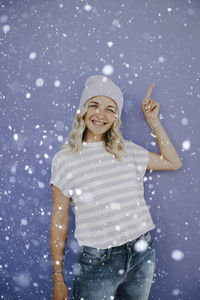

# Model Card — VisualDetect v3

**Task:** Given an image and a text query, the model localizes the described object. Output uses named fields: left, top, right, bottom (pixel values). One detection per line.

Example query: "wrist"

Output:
left=53, top=270, right=63, bottom=274
left=53, top=271, right=63, bottom=278
left=151, top=119, right=161, bottom=130
left=53, top=271, right=63, bottom=276
left=53, top=272, right=64, bottom=283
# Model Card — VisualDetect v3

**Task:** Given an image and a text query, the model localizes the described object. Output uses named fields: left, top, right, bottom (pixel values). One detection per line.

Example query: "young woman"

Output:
left=50, top=75, right=182, bottom=300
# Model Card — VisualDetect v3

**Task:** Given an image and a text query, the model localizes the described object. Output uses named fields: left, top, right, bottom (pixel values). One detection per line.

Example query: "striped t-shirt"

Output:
left=49, top=139, right=155, bottom=249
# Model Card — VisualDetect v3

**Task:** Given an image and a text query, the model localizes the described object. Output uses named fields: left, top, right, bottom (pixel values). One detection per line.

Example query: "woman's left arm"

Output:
left=142, top=83, right=182, bottom=171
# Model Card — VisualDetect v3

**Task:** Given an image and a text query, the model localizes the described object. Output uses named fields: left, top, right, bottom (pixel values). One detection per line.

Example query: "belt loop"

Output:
left=79, top=245, right=84, bottom=254
left=106, top=247, right=112, bottom=259
left=126, top=240, right=133, bottom=251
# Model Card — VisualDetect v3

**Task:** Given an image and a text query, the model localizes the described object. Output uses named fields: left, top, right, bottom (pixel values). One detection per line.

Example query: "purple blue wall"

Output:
left=0, top=0, right=200, bottom=299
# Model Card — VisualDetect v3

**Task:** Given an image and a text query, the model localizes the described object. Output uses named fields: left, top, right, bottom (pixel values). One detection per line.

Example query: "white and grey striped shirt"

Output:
left=49, top=139, right=155, bottom=249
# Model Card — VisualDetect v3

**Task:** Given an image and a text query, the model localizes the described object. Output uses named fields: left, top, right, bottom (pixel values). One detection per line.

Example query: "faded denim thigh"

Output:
left=72, top=232, right=156, bottom=300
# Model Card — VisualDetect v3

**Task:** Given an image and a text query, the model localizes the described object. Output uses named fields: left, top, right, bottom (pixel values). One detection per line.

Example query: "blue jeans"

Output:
left=73, top=231, right=156, bottom=300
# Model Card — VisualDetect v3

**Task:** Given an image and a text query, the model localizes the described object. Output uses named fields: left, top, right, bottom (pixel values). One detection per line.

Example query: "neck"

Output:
left=84, top=135, right=104, bottom=143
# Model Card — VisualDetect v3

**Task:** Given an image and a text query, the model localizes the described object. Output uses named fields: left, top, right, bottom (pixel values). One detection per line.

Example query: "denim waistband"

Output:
left=79, top=232, right=151, bottom=260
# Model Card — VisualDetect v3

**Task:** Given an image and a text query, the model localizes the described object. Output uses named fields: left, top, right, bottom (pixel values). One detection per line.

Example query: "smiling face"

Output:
left=83, top=96, right=118, bottom=142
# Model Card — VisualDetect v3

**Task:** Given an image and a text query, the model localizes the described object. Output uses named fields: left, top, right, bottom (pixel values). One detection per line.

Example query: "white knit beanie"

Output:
left=78, top=75, right=124, bottom=118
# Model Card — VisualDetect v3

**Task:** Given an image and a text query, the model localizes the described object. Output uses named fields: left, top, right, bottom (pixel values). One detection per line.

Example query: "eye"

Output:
left=108, top=109, right=115, bottom=113
left=88, top=104, right=115, bottom=113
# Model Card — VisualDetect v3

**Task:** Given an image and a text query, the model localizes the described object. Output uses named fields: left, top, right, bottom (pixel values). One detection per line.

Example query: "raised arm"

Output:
left=142, top=83, right=182, bottom=171
left=51, top=184, right=70, bottom=299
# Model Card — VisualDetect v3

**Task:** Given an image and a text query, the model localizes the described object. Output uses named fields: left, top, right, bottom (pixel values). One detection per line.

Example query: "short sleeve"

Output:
left=132, top=143, right=149, bottom=181
left=49, top=150, right=73, bottom=199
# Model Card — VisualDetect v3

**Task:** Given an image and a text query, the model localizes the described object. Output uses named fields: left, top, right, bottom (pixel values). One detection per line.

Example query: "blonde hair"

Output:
left=60, top=98, right=127, bottom=162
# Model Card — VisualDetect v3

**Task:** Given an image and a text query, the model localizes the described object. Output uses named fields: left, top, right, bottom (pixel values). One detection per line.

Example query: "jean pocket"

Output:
left=80, top=250, right=106, bottom=266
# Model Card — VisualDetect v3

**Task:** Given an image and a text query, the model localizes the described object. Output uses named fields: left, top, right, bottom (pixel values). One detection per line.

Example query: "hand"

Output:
left=52, top=282, right=68, bottom=300
left=142, top=83, right=160, bottom=129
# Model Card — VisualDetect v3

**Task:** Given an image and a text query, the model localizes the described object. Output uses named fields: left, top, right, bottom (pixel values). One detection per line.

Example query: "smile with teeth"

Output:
left=91, top=120, right=107, bottom=127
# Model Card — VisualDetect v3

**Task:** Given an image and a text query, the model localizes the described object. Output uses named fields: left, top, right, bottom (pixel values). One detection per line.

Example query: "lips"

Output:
left=91, top=119, right=107, bottom=126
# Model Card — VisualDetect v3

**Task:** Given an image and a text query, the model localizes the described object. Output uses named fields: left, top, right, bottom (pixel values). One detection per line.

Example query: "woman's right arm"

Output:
left=50, top=184, right=70, bottom=300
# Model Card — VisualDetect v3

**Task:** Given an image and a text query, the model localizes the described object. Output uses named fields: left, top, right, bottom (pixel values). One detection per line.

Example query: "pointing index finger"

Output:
left=145, top=83, right=154, bottom=100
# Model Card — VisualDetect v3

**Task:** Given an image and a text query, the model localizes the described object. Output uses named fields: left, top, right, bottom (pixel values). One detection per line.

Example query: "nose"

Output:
left=94, top=107, right=106, bottom=118
left=96, top=114, right=104, bottom=119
